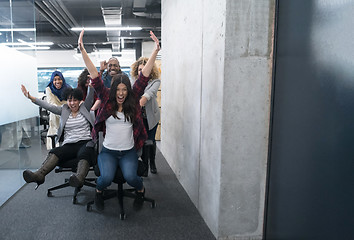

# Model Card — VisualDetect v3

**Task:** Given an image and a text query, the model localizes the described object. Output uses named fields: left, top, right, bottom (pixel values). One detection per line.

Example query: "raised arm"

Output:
left=141, top=31, right=161, bottom=77
left=140, top=79, right=161, bottom=107
left=21, top=85, right=62, bottom=115
left=78, top=30, right=99, bottom=79
left=91, top=99, right=101, bottom=111
left=21, top=84, right=36, bottom=102
left=83, top=86, right=94, bottom=111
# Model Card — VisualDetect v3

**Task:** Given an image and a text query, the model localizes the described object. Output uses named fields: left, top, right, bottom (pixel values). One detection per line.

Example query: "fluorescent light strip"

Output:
left=14, top=46, right=50, bottom=50
left=1, top=42, right=54, bottom=46
left=3, top=39, right=52, bottom=50
left=0, top=28, right=36, bottom=32
left=71, top=27, right=142, bottom=31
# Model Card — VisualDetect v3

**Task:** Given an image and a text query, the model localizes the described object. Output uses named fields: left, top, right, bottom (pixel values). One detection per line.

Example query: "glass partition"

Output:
left=37, top=67, right=132, bottom=92
left=0, top=0, right=42, bottom=206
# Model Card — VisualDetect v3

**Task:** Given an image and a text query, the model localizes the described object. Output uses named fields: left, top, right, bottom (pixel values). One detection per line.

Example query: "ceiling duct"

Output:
left=101, top=0, right=122, bottom=53
left=133, top=0, right=161, bottom=18
left=34, top=0, right=77, bottom=49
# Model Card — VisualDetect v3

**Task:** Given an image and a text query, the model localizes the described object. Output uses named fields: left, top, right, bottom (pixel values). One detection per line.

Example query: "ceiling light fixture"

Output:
left=1, top=41, right=54, bottom=46
left=0, top=28, right=36, bottom=32
left=3, top=39, right=52, bottom=50
left=71, top=27, right=142, bottom=31
left=12, top=46, right=50, bottom=50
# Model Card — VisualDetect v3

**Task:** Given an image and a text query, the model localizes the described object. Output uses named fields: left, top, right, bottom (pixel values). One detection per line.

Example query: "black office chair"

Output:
left=86, top=140, right=156, bottom=220
left=39, top=96, right=50, bottom=145
left=46, top=135, right=97, bottom=204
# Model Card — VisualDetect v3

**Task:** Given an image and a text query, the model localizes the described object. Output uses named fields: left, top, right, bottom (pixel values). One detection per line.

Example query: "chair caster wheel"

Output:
left=47, top=191, right=53, bottom=197
left=87, top=204, right=92, bottom=212
left=151, top=201, right=156, bottom=208
left=73, top=197, right=77, bottom=204
left=120, top=213, right=126, bottom=220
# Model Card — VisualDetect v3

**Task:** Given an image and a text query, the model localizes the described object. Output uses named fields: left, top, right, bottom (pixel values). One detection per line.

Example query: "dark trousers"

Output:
left=50, top=140, right=96, bottom=166
left=143, top=118, right=158, bottom=143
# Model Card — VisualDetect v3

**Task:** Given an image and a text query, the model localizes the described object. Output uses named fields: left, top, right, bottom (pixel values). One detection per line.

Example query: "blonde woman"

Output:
left=131, top=57, right=161, bottom=175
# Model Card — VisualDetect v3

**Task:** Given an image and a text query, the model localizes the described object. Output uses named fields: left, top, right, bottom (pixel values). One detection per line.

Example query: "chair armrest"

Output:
left=47, top=135, right=57, bottom=149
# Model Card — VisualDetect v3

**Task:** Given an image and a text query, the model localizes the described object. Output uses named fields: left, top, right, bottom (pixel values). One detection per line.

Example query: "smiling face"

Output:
left=53, top=75, right=63, bottom=89
left=67, top=97, right=80, bottom=113
left=116, top=83, right=128, bottom=107
left=108, top=58, right=120, bottom=77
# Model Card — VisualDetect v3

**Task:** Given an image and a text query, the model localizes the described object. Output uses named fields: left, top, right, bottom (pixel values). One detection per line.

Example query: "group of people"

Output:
left=21, top=30, right=161, bottom=211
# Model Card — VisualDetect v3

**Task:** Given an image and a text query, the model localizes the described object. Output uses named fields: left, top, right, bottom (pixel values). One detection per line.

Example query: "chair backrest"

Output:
left=55, top=158, right=81, bottom=173
left=39, top=96, right=50, bottom=128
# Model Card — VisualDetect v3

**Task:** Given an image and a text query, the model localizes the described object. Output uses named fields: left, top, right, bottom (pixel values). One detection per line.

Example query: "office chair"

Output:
left=86, top=140, right=156, bottom=220
left=39, top=96, right=49, bottom=145
left=46, top=135, right=97, bottom=204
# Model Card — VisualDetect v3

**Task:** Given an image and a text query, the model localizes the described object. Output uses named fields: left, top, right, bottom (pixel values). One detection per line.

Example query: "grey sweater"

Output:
left=143, top=79, right=161, bottom=130
left=33, top=87, right=95, bottom=144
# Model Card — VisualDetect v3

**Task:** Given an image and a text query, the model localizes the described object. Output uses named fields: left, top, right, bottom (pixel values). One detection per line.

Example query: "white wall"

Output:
left=0, top=46, right=38, bottom=125
left=36, top=49, right=136, bottom=68
left=161, top=0, right=275, bottom=239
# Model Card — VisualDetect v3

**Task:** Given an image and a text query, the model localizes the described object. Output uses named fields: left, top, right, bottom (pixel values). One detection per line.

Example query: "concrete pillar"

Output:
left=161, top=0, right=275, bottom=239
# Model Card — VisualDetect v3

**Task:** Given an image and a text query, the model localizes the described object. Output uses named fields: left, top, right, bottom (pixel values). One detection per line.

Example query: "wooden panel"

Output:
left=157, top=89, right=161, bottom=107
left=155, top=123, right=161, bottom=141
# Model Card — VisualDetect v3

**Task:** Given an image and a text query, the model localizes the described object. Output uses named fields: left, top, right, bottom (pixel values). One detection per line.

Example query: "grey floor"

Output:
left=0, top=169, right=25, bottom=206
left=0, top=133, right=47, bottom=207
left=0, top=141, right=216, bottom=240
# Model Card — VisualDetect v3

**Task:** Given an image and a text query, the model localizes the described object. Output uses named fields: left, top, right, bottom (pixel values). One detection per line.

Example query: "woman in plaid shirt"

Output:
left=78, top=29, right=160, bottom=211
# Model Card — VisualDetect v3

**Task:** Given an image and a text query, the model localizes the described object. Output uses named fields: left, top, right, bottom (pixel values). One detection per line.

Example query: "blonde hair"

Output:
left=130, top=57, right=160, bottom=80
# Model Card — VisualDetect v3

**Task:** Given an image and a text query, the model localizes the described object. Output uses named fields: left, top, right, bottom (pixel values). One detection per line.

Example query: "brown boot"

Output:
left=23, top=153, right=59, bottom=188
left=69, top=160, right=90, bottom=188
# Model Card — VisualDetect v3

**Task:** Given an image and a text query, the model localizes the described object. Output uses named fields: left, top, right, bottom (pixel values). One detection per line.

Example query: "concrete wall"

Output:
left=161, top=0, right=275, bottom=239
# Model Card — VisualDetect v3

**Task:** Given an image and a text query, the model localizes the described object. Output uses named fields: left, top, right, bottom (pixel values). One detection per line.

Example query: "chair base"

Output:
left=47, top=177, right=96, bottom=204
left=86, top=183, right=156, bottom=219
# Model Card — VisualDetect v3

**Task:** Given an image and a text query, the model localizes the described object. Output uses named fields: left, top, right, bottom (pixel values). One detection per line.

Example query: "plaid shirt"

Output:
left=91, top=73, right=149, bottom=150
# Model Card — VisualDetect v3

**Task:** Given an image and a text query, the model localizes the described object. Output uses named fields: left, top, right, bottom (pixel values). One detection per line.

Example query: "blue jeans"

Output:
left=96, top=146, right=143, bottom=191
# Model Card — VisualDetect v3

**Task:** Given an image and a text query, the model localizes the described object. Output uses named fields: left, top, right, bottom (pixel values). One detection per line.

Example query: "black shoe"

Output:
left=95, top=191, right=104, bottom=211
left=142, top=168, right=148, bottom=177
left=133, top=188, right=145, bottom=210
left=150, top=164, right=157, bottom=174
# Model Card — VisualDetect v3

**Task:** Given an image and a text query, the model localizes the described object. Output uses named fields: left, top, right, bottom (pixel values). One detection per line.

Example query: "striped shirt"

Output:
left=62, top=112, right=92, bottom=145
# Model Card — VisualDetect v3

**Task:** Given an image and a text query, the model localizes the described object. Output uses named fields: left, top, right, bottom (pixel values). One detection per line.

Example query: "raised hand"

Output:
left=21, top=84, right=35, bottom=101
left=100, top=60, right=108, bottom=72
left=78, top=29, right=85, bottom=51
left=149, top=31, right=160, bottom=52
left=21, top=84, right=29, bottom=98
left=140, top=96, right=148, bottom=107
left=78, top=29, right=99, bottom=79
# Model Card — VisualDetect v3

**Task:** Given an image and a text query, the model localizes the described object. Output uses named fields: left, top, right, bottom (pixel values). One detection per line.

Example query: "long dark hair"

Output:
left=109, top=74, right=136, bottom=123
left=63, top=88, right=83, bottom=101
left=77, top=68, right=89, bottom=99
